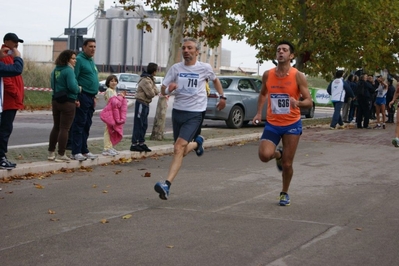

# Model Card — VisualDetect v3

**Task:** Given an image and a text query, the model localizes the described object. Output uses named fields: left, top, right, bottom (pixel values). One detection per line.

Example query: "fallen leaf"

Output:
left=166, top=245, right=174, bottom=249
left=115, top=170, right=122, bottom=174
left=34, top=184, right=44, bottom=189
left=356, top=228, right=362, bottom=231
left=122, top=214, right=132, bottom=219
left=102, top=190, right=108, bottom=193
left=100, top=219, right=109, bottom=224
left=92, top=184, right=97, bottom=188
left=143, top=172, right=151, bottom=177
left=48, top=209, right=56, bottom=214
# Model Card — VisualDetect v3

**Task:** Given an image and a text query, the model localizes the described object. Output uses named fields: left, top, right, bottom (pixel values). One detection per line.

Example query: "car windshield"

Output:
left=119, top=74, right=139, bottom=83
left=209, top=78, right=232, bottom=89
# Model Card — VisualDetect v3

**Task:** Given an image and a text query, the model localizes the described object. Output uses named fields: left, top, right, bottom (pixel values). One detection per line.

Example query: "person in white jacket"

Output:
left=327, top=70, right=354, bottom=129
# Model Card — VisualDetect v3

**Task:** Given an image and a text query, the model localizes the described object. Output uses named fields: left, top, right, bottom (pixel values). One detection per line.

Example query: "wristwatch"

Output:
left=219, top=95, right=227, bottom=100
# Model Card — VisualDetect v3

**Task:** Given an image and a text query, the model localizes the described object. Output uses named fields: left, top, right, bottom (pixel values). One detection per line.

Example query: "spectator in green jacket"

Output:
left=70, top=39, right=100, bottom=161
left=48, top=50, right=81, bottom=163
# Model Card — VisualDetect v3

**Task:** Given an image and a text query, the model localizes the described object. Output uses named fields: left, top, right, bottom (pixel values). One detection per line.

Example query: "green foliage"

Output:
left=122, top=0, right=399, bottom=79
left=233, top=0, right=399, bottom=77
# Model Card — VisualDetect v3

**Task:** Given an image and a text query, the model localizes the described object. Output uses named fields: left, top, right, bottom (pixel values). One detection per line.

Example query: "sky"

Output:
left=0, top=0, right=274, bottom=74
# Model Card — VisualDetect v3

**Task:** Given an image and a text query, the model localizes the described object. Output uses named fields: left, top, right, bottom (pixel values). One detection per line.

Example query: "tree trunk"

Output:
left=150, top=0, right=190, bottom=140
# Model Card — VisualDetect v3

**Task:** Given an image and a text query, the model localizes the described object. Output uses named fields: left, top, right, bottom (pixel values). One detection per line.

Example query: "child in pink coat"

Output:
left=100, top=75, right=127, bottom=156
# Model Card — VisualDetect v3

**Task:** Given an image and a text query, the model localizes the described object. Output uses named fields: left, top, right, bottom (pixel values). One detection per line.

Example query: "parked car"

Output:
left=205, top=76, right=266, bottom=129
left=154, top=76, right=164, bottom=91
left=98, top=73, right=140, bottom=98
left=205, top=76, right=315, bottom=128
left=300, top=96, right=316, bottom=118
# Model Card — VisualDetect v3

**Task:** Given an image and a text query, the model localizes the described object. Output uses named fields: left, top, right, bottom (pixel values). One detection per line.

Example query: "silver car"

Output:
left=99, top=73, right=140, bottom=98
left=205, top=76, right=267, bottom=128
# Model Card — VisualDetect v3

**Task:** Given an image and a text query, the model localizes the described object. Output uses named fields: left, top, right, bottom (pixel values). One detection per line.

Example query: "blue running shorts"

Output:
left=260, top=120, right=302, bottom=146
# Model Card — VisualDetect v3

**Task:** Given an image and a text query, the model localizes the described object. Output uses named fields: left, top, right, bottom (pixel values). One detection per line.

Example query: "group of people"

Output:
left=328, top=70, right=396, bottom=130
left=48, top=39, right=161, bottom=163
left=155, top=38, right=313, bottom=207
left=11, top=35, right=399, bottom=207
left=0, top=36, right=315, bottom=207
left=326, top=69, right=399, bottom=148
left=48, top=38, right=100, bottom=163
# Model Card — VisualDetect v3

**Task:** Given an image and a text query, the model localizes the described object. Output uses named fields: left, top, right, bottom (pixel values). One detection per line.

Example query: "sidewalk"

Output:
left=0, top=126, right=263, bottom=179
left=1, top=115, right=392, bottom=180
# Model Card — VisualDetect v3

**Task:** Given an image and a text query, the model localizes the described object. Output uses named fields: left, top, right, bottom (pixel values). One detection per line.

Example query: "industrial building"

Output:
left=21, top=4, right=256, bottom=75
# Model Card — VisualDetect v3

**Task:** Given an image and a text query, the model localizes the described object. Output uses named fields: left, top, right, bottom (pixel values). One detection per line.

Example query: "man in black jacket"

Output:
left=356, top=74, right=376, bottom=129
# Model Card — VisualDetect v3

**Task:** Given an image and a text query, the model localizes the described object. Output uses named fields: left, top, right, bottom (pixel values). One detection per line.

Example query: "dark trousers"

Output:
left=357, top=99, right=371, bottom=128
left=0, top=109, right=17, bottom=158
left=131, top=100, right=149, bottom=144
left=348, top=100, right=357, bottom=121
left=330, top=101, right=344, bottom=128
left=70, top=93, right=95, bottom=155
left=48, top=101, right=76, bottom=156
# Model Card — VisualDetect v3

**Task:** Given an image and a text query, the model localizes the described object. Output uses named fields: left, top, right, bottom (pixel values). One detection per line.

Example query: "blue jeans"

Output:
left=70, top=93, right=95, bottom=155
left=131, top=100, right=149, bottom=144
left=0, top=109, right=17, bottom=158
left=330, top=101, right=344, bottom=128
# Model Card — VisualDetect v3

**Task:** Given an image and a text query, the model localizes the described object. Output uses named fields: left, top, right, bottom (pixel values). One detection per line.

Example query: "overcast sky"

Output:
left=0, top=0, right=274, bottom=73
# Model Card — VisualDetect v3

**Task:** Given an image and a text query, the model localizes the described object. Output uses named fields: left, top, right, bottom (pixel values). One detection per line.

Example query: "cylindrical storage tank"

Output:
left=158, top=21, right=170, bottom=69
left=141, top=18, right=159, bottom=67
left=105, top=7, right=123, bottom=19
left=94, top=18, right=111, bottom=68
left=109, top=18, right=127, bottom=69
left=125, top=18, right=142, bottom=72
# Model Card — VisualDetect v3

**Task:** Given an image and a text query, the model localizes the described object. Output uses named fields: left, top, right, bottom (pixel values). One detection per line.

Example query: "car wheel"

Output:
left=305, top=104, right=315, bottom=118
left=226, top=105, right=244, bottom=129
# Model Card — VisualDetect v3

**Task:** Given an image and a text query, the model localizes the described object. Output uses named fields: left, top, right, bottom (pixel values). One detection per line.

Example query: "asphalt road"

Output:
left=1, top=127, right=398, bottom=266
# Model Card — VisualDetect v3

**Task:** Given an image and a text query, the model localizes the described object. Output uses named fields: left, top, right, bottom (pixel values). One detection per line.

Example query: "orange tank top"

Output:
left=266, top=67, right=301, bottom=126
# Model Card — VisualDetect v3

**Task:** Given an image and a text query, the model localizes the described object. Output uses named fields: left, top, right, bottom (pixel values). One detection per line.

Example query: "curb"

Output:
left=0, top=133, right=261, bottom=179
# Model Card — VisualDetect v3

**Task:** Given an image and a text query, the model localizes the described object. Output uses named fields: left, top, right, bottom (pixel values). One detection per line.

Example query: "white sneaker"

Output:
left=55, top=154, right=71, bottom=163
left=110, top=148, right=119, bottom=155
left=102, top=149, right=118, bottom=156
left=73, top=153, right=87, bottom=161
left=83, top=152, right=98, bottom=160
left=48, top=151, right=55, bottom=161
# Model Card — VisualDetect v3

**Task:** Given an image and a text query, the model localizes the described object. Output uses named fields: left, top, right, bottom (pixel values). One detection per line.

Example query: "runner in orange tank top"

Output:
left=252, top=40, right=313, bottom=206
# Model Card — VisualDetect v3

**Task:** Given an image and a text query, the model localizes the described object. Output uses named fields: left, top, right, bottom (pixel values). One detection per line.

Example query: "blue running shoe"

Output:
left=392, top=138, right=399, bottom=147
left=279, top=192, right=290, bottom=206
left=154, top=181, right=169, bottom=200
left=275, top=146, right=283, bottom=172
left=195, top=135, right=204, bottom=156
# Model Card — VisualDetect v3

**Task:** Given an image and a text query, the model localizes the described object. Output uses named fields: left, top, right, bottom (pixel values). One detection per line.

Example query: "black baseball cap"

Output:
left=3, top=33, right=24, bottom=43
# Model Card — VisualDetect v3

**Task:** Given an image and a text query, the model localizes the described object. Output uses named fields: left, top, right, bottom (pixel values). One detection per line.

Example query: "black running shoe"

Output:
left=130, top=144, right=144, bottom=152
left=0, top=157, right=16, bottom=170
left=140, top=144, right=152, bottom=152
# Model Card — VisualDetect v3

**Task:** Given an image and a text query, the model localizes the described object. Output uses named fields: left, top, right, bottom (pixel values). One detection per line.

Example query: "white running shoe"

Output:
left=83, top=152, right=98, bottom=160
left=102, top=149, right=118, bottom=156
left=48, top=151, right=55, bottom=161
left=73, top=153, right=87, bottom=161
left=55, top=154, right=71, bottom=163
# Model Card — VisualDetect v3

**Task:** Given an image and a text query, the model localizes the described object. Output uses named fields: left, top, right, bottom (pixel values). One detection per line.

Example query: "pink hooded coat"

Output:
left=100, top=95, right=128, bottom=145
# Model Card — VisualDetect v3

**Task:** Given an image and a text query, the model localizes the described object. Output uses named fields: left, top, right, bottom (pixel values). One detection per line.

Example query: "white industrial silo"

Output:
left=158, top=20, right=170, bottom=69
left=141, top=18, right=160, bottom=67
left=109, top=18, right=127, bottom=71
left=106, top=7, right=123, bottom=19
left=94, top=18, right=111, bottom=71
left=126, top=18, right=142, bottom=72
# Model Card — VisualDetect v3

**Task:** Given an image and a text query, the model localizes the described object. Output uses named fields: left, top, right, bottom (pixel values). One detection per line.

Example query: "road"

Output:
left=1, top=127, right=398, bottom=266
left=10, top=97, right=333, bottom=147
